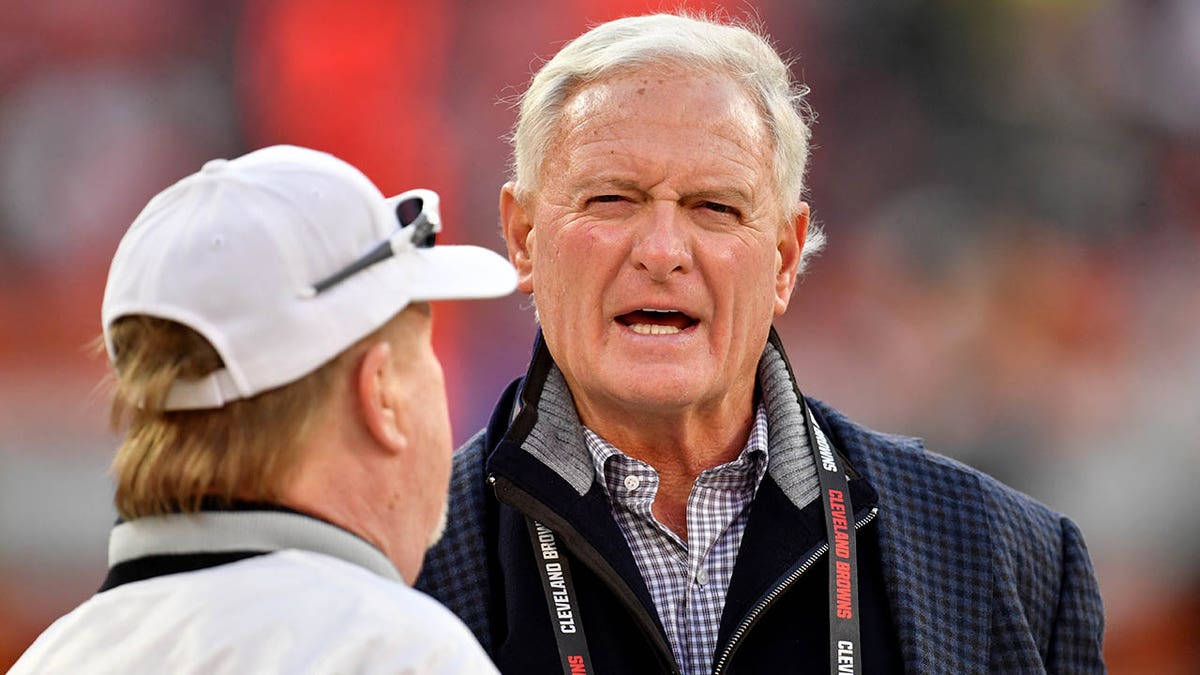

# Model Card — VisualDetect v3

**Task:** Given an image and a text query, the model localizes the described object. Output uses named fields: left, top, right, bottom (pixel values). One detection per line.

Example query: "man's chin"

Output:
left=425, top=500, right=450, bottom=549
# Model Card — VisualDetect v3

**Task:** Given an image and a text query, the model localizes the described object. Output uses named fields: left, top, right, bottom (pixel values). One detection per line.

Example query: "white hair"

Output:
left=510, top=12, right=825, bottom=270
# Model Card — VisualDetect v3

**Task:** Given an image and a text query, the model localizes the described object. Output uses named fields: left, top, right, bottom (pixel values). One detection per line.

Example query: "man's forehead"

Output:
left=562, top=64, right=759, bottom=119
left=556, top=68, right=768, bottom=149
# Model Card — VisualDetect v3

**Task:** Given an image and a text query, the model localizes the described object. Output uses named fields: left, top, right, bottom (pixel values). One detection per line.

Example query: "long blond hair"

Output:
left=105, top=315, right=350, bottom=519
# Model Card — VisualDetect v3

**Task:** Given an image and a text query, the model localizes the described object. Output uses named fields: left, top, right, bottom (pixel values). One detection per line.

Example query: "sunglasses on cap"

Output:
left=308, top=188, right=440, bottom=296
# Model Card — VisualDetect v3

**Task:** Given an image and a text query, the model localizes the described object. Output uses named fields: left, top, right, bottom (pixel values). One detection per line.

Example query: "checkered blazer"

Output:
left=418, top=332, right=1106, bottom=673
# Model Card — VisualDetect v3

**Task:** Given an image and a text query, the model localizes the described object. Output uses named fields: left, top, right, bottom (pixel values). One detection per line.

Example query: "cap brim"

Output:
left=399, top=245, right=518, bottom=302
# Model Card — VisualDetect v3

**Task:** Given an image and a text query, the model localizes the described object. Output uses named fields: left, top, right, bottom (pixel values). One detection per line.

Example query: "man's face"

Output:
left=503, top=66, right=807, bottom=427
left=385, top=304, right=453, bottom=550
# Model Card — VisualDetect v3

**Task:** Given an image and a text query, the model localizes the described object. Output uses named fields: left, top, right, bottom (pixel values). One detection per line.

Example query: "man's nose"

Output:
left=630, top=201, right=693, bottom=281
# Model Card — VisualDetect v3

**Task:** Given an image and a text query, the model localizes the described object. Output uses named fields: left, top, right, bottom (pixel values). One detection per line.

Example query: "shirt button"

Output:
left=695, top=568, right=709, bottom=586
left=624, top=475, right=641, bottom=491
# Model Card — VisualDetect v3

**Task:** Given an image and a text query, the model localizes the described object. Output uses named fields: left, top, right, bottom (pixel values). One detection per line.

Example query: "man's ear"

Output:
left=774, top=202, right=809, bottom=316
left=500, top=182, right=535, bottom=295
left=357, top=341, right=408, bottom=455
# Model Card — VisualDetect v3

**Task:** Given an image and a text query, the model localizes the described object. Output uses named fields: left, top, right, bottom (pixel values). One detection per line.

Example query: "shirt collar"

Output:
left=107, top=508, right=404, bottom=583
left=582, top=401, right=771, bottom=500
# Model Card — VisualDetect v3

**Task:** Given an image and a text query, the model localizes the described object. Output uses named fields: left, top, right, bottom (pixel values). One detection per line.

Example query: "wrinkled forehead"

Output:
left=536, top=66, right=777, bottom=203
left=559, top=62, right=769, bottom=136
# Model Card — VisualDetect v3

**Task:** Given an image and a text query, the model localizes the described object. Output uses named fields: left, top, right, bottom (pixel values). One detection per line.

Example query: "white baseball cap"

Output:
left=102, top=144, right=517, bottom=410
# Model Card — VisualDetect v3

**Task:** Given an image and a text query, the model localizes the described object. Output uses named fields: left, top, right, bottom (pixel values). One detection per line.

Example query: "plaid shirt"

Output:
left=583, top=403, right=770, bottom=675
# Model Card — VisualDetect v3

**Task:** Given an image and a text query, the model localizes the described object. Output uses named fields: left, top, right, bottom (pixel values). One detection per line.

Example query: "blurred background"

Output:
left=0, top=0, right=1196, bottom=671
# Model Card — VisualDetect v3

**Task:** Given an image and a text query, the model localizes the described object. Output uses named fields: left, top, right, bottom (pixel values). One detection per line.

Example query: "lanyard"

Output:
left=527, top=519, right=595, bottom=674
left=806, top=403, right=863, bottom=675
left=527, top=400, right=860, bottom=675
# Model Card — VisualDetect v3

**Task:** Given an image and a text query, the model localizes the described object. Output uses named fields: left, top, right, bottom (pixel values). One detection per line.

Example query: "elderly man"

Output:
left=418, top=13, right=1106, bottom=675
left=12, top=145, right=514, bottom=673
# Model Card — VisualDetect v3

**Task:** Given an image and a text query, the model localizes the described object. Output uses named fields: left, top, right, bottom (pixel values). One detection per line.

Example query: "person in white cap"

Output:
left=10, top=144, right=514, bottom=674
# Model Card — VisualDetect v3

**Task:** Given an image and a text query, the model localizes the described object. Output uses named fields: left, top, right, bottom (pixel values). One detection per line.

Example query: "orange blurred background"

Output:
left=1, top=1, right=1197, bottom=672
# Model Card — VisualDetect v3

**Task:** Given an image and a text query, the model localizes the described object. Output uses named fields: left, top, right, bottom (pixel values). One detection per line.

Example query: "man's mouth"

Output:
left=616, top=308, right=699, bottom=335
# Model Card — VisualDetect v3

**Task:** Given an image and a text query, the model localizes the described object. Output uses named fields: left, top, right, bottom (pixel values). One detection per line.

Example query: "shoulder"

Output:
left=12, top=552, right=496, bottom=674
left=238, top=553, right=495, bottom=673
left=250, top=552, right=498, bottom=673
left=295, top=558, right=496, bottom=674
left=810, top=397, right=1066, bottom=533
left=244, top=552, right=499, bottom=673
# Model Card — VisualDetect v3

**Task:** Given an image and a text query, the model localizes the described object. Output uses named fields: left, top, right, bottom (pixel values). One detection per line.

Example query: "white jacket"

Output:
left=11, top=509, right=498, bottom=674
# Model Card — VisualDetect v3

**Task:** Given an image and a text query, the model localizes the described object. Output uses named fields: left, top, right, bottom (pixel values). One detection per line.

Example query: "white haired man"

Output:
left=417, top=13, right=1106, bottom=675
left=12, top=145, right=514, bottom=673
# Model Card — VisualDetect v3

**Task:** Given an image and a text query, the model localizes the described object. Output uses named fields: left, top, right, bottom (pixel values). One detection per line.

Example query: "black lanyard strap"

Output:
left=807, top=403, right=863, bottom=675
left=527, top=519, right=595, bottom=674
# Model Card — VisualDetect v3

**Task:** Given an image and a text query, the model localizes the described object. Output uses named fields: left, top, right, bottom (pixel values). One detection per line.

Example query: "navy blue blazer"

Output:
left=418, top=331, right=1106, bottom=673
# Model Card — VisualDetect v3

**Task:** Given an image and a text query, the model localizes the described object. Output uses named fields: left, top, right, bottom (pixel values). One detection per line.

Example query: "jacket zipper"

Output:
left=489, top=474, right=684, bottom=675
left=711, top=506, right=880, bottom=675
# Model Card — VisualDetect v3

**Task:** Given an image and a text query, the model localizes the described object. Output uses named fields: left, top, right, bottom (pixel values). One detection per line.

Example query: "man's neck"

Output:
left=582, top=403, right=757, bottom=542
left=283, top=431, right=424, bottom=584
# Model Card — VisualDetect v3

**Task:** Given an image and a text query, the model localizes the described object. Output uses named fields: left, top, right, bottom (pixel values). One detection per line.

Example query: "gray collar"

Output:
left=519, top=340, right=821, bottom=511
left=108, top=509, right=404, bottom=583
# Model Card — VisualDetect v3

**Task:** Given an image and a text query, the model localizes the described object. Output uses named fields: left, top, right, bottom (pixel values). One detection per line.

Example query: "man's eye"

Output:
left=702, top=201, right=739, bottom=216
left=589, top=195, right=626, bottom=203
